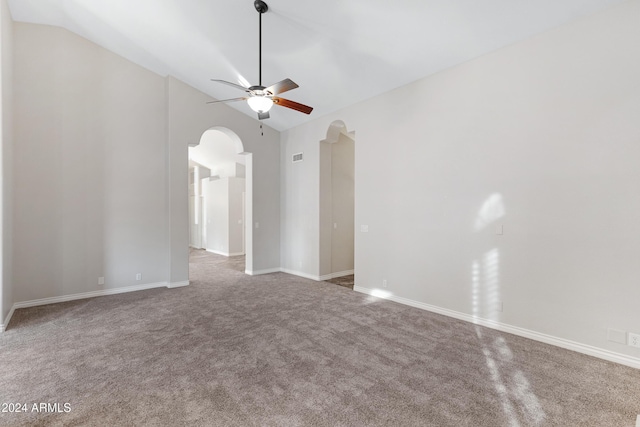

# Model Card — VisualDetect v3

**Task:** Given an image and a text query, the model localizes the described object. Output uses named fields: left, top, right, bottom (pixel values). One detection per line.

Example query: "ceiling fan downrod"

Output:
left=255, top=0, right=268, bottom=87
left=207, top=0, right=313, bottom=120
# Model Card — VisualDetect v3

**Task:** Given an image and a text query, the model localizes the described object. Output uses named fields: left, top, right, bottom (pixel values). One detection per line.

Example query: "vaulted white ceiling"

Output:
left=7, top=0, right=628, bottom=131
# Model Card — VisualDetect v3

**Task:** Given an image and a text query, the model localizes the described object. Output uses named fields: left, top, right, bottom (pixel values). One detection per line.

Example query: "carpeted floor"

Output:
left=1, top=250, right=639, bottom=426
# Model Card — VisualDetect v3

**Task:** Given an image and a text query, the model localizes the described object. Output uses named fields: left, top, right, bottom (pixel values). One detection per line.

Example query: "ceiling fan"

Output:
left=207, top=0, right=313, bottom=120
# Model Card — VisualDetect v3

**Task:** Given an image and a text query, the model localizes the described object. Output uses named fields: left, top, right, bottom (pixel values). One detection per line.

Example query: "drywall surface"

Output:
left=13, top=23, right=167, bottom=301
left=166, top=77, right=280, bottom=274
left=11, top=22, right=282, bottom=303
left=331, top=133, right=354, bottom=274
left=319, top=131, right=355, bottom=277
left=204, top=178, right=229, bottom=255
left=281, top=125, right=323, bottom=277
left=228, top=177, right=245, bottom=255
left=281, top=0, right=640, bottom=360
left=0, top=0, right=13, bottom=325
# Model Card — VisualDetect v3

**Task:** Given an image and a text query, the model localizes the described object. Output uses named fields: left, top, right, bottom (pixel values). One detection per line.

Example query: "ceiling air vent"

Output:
left=292, top=153, right=304, bottom=163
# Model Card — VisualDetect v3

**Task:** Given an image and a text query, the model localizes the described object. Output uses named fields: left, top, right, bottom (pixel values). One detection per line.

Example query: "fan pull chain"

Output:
left=260, top=123, right=264, bottom=136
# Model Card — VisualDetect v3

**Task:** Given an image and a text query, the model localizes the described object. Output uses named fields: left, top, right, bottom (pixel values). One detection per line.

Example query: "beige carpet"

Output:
left=1, top=250, right=639, bottom=426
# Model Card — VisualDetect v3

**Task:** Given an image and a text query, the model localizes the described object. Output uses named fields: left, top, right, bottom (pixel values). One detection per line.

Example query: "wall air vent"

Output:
left=292, top=153, right=304, bottom=163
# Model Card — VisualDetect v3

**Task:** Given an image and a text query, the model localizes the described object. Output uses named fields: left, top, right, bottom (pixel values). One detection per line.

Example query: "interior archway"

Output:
left=188, top=127, right=253, bottom=274
left=319, top=120, right=355, bottom=286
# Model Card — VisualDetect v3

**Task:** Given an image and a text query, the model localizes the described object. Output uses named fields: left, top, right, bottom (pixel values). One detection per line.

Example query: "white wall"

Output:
left=166, top=77, right=280, bottom=275
left=0, top=0, right=14, bottom=328
left=13, top=23, right=167, bottom=300
left=331, top=133, right=354, bottom=275
left=228, top=177, right=245, bottom=255
left=319, top=131, right=355, bottom=278
left=204, top=178, right=228, bottom=255
left=188, top=164, right=210, bottom=249
left=203, top=177, right=245, bottom=257
left=10, top=22, right=282, bottom=305
left=281, top=129, right=322, bottom=277
left=281, top=0, right=640, bottom=363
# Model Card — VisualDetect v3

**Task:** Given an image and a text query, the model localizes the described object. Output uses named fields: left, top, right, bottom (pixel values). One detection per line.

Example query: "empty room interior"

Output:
left=1, top=0, right=640, bottom=425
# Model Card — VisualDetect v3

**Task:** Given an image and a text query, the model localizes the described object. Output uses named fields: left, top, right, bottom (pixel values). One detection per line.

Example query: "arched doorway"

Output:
left=188, top=127, right=253, bottom=273
left=319, top=120, right=355, bottom=286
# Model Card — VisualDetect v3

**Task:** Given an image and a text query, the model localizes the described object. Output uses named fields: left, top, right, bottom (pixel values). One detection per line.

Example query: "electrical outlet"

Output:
left=382, top=279, right=387, bottom=288
left=98, top=277, right=104, bottom=285
left=629, top=333, right=640, bottom=348
left=136, top=273, right=142, bottom=281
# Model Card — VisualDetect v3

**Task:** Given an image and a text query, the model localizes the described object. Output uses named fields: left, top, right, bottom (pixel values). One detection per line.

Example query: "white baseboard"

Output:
left=319, top=270, right=354, bottom=281
left=13, top=282, right=171, bottom=310
left=280, top=268, right=355, bottom=282
left=205, top=249, right=245, bottom=257
left=1, top=306, right=16, bottom=333
left=279, top=268, right=321, bottom=281
left=2, top=281, right=190, bottom=332
left=246, top=267, right=281, bottom=276
left=168, top=281, right=190, bottom=288
left=246, top=267, right=353, bottom=281
left=354, top=286, right=640, bottom=370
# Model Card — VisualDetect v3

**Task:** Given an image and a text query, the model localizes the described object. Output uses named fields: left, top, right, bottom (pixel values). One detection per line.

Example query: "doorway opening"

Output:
left=188, top=127, right=253, bottom=274
left=319, top=120, right=355, bottom=289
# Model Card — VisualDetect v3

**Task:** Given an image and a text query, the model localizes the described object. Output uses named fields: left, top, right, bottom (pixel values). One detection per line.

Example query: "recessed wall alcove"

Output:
left=319, top=120, right=355, bottom=281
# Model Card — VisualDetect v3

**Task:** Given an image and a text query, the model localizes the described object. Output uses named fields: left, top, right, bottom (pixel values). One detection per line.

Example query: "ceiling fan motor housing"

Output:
left=208, top=0, right=313, bottom=120
left=254, top=0, right=268, bottom=13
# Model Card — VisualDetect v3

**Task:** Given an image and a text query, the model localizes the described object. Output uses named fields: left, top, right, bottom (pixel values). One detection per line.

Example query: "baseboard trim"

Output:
left=12, top=282, right=171, bottom=311
left=1, top=306, right=16, bottom=333
left=279, top=268, right=321, bottom=281
left=167, top=281, right=190, bottom=288
left=205, top=249, right=245, bottom=257
left=2, top=280, right=191, bottom=332
left=245, top=268, right=281, bottom=276
left=319, top=270, right=354, bottom=281
left=354, top=286, right=640, bottom=370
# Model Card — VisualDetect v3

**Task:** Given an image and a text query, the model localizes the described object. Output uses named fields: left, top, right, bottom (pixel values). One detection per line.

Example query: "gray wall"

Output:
left=10, top=22, right=281, bottom=304
left=0, top=0, right=13, bottom=327
left=330, top=133, right=354, bottom=275
left=319, top=132, right=354, bottom=278
left=202, top=177, right=244, bottom=257
left=281, top=1, right=640, bottom=362
left=166, top=76, right=280, bottom=275
left=204, top=178, right=229, bottom=256
left=13, top=23, right=168, bottom=300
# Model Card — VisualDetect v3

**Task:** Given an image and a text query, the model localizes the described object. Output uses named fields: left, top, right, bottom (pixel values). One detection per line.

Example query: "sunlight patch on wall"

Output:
left=474, top=193, right=505, bottom=232
left=472, top=249, right=502, bottom=322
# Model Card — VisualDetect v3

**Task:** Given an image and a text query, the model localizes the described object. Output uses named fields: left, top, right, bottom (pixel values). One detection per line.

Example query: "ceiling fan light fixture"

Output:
left=208, top=1, right=313, bottom=120
left=247, top=95, right=273, bottom=113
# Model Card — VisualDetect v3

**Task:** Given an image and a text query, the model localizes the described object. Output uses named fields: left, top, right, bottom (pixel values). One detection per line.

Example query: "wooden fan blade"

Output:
left=273, top=97, right=313, bottom=114
left=264, top=78, right=299, bottom=96
left=206, top=97, right=247, bottom=104
left=210, top=79, right=250, bottom=92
